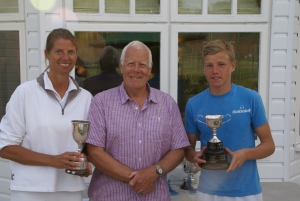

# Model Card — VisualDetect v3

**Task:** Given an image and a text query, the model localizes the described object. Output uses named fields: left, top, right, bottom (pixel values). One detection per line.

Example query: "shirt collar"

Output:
left=119, top=82, right=158, bottom=105
left=44, top=72, right=77, bottom=94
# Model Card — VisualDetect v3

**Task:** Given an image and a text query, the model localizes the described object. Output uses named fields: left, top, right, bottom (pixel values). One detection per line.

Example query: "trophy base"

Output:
left=65, top=169, right=89, bottom=176
left=180, top=177, right=189, bottom=190
left=200, top=162, right=229, bottom=170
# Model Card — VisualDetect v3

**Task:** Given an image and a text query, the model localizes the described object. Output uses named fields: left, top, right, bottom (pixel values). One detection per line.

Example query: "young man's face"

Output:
left=203, top=50, right=236, bottom=95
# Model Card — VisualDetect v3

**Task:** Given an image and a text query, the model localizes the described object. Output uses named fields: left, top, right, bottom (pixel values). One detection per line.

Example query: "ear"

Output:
left=231, top=61, right=236, bottom=73
left=44, top=50, right=48, bottom=60
left=120, top=63, right=123, bottom=74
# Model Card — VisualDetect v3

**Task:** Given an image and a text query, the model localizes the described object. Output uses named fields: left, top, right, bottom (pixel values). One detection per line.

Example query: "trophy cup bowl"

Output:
left=65, top=120, right=90, bottom=176
left=181, top=159, right=198, bottom=191
left=198, top=115, right=230, bottom=170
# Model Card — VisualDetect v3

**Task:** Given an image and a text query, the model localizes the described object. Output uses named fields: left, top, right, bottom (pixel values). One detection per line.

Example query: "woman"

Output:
left=0, top=28, right=92, bottom=201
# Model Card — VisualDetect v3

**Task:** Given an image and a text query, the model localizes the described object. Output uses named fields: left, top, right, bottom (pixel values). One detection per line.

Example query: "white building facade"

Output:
left=0, top=0, right=300, bottom=200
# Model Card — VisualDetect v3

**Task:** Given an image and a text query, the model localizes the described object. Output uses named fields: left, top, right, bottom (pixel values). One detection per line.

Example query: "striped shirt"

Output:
left=86, top=83, right=190, bottom=201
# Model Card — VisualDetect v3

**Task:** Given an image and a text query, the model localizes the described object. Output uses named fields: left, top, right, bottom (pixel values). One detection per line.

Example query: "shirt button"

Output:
left=139, top=158, right=141, bottom=161
left=135, top=107, right=138, bottom=110
left=139, top=140, right=142, bottom=144
left=138, top=123, right=141, bottom=126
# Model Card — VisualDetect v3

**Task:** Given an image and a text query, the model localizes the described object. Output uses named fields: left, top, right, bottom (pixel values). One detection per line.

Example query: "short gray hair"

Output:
left=120, top=41, right=152, bottom=67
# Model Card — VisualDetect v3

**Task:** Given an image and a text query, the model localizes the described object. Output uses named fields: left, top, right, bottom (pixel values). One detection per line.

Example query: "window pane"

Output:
left=178, top=32, right=260, bottom=111
left=105, top=0, right=129, bottom=14
left=73, top=0, right=99, bottom=13
left=0, top=0, right=18, bottom=13
left=0, top=31, right=20, bottom=119
left=237, top=0, right=261, bottom=14
left=208, top=0, right=231, bottom=14
left=74, top=31, right=160, bottom=90
left=136, top=0, right=160, bottom=14
left=178, top=0, right=202, bottom=14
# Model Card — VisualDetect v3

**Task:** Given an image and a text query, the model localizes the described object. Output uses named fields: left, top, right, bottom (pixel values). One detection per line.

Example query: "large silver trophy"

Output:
left=65, top=120, right=90, bottom=176
left=198, top=115, right=231, bottom=170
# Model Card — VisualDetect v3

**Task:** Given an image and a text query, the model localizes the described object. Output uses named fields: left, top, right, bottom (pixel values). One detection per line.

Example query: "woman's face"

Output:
left=45, top=38, right=77, bottom=76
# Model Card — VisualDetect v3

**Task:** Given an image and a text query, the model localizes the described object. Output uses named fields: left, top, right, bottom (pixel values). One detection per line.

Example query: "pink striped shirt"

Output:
left=86, top=83, right=189, bottom=201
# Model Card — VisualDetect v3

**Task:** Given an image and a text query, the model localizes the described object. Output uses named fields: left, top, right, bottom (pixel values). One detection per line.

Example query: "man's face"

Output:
left=203, top=51, right=235, bottom=95
left=120, top=46, right=152, bottom=93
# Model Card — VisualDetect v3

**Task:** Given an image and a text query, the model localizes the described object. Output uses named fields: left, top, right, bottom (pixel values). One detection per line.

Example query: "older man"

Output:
left=86, top=41, right=190, bottom=201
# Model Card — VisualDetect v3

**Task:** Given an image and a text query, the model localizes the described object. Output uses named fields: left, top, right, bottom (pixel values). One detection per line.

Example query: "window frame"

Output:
left=171, top=0, right=270, bottom=23
left=0, top=0, right=24, bottom=21
left=66, top=22, right=170, bottom=93
left=65, top=0, right=168, bottom=22
left=170, top=24, right=269, bottom=111
left=0, top=22, right=27, bottom=83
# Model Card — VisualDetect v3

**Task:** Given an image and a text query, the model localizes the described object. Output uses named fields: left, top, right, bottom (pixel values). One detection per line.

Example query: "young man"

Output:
left=86, top=41, right=190, bottom=201
left=185, top=40, right=275, bottom=201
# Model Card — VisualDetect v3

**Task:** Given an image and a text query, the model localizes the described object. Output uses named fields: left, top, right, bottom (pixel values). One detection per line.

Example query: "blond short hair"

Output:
left=202, top=40, right=235, bottom=62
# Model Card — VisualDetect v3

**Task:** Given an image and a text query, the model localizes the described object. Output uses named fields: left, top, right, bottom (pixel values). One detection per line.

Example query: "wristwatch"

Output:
left=155, top=165, right=163, bottom=176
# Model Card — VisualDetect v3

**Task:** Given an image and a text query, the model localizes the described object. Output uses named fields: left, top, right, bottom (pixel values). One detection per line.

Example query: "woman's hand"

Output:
left=51, top=152, right=82, bottom=169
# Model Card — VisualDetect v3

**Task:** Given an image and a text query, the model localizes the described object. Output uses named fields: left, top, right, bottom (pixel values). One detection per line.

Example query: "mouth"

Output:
left=129, top=75, right=142, bottom=80
left=59, top=63, right=70, bottom=67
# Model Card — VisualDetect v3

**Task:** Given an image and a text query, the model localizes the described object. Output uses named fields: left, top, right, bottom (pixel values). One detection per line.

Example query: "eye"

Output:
left=127, top=62, right=134, bottom=67
left=55, top=50, right=62, bottom=54
left=68, top=50, right=75, bottom=55
left=139, top=63, right=147, bottom=68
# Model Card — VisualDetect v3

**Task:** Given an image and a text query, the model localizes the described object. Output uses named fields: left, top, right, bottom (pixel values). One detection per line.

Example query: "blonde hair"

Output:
left=202, top=40, right=235, bottom=62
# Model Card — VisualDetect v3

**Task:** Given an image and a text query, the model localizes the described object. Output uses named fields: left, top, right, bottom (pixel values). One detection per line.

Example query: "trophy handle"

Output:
left=197, top=115, right=206, bottom=124
left=222, top=114, right=231, bottom=124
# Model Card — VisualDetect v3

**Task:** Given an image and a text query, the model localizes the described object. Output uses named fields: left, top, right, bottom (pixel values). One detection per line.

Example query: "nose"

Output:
left=61, top=52, right=70, bottom=60
left=132, top=62, right=140, bottom=71
left=211, top=65, right=218, bottom=73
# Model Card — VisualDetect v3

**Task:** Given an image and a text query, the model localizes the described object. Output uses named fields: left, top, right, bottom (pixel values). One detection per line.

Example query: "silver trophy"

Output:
left=197, top=115, right=231, bottom=170
left=65, top=120, right=90, bottom=176
left=181, top=159, right=198, bottom=193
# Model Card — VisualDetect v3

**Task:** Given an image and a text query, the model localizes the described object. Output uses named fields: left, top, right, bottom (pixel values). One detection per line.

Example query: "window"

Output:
left=0, top=0, right=24, bottom=21
left=0, top=23, right=26, bottom=119
left=74, top=31, right=160, bottom=78
left=66, top=23, right=169, bottom=92
left=171, top=0, right=269, bottom=22
left=170, top=25, right=269, bottom=111
left=66, top=0, right=167, bottom=22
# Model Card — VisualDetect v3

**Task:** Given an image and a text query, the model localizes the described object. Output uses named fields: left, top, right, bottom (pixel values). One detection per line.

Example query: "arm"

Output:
left=129, top=148, right=185, bottom=195
left=185, top=133, right=207, bottom=170
left=226, top=122, right=275, bottom=172
left=0, top=145, right=82, bottom=170
left=87, top=143, right=133, bottom=183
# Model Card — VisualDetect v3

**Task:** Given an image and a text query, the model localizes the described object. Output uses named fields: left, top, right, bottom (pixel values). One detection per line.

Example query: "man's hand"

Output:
left=225, top=147, right=247, bottom=172
left=193, top=146, right=207, bottom=171
left=128, top=167, right=158, bottom=195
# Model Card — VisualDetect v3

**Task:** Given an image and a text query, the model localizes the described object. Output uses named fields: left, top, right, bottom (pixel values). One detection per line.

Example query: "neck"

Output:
left=125, top=85, right=149, bottom=109
left=47, top=71, right=70, bottom=98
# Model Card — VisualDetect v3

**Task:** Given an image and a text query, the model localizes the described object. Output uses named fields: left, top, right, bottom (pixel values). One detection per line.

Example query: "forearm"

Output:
left=87, top=144, right=133, bottom=183
left=185, top=146, right=197, bottom=163
left=243, top=141, right=275, bottom=160
left=156, top=148, right=185, bottom=174
left=0, top=145, right=53, bottom=166
left=244, top=122, right=275, bottom=160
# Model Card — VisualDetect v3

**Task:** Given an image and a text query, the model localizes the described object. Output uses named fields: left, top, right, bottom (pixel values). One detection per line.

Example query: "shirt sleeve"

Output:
left=251, top=91, right=268, bottom=128
left=0, top=85, right=26, bottom=149
left=185, top=99, right=198, bottom=135
left=169, top=99, right=190, bottom=150
left=86, top=95, right=106, bottom=148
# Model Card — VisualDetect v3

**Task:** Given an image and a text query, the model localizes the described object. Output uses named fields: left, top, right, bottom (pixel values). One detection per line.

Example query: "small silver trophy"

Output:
left=181, top=159, right=198, bottom=193
left=65, top=120, right=90, bottom=176
left=198, top=115, right=231, bottom=170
